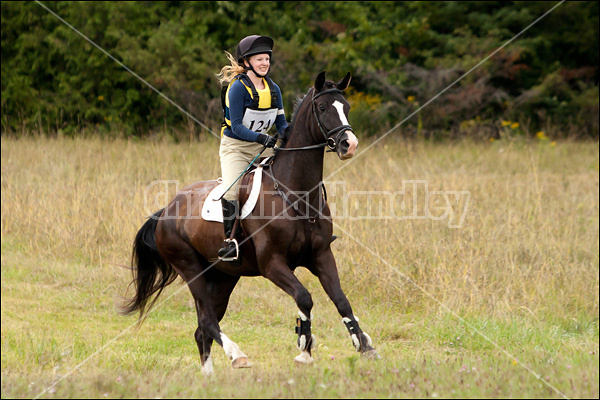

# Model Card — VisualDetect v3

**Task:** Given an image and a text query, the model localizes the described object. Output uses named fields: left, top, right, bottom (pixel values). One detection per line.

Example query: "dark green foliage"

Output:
left=1, top=1, right=598, bottom=137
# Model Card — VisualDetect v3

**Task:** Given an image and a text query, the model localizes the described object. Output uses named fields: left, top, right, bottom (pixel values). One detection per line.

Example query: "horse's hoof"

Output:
left=294, top=351, right=314, bottom=364
left=361, top=349, right=381, bottom=360
left=232, top=356, right=251, bottom=368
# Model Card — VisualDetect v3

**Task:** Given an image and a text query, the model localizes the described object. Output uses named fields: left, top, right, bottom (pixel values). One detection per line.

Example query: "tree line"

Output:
left=1, top=1, right=598, bottom=138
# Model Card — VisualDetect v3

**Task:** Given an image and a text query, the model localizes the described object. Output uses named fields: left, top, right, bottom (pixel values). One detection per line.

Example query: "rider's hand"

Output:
left=256, top=134, right=277, bottom=148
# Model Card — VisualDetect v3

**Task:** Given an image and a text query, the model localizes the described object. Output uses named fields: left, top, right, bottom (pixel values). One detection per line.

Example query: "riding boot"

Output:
left=218, top=199, right=239, bottom=261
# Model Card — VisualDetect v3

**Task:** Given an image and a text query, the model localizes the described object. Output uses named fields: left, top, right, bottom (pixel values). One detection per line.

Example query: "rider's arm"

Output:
left=227, top=81, right=262, bottom=142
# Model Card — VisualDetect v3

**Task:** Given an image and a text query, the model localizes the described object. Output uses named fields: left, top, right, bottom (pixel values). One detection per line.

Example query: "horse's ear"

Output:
left=337, top=72, right=351, bottom=91
left=315, top=71, right=326, bottom=92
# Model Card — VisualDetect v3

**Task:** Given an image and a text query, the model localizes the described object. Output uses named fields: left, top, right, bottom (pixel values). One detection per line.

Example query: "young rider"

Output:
left=216, top=35, right=288, bottom=261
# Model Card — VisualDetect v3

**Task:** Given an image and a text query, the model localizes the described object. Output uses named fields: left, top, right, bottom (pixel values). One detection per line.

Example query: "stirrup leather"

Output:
left=218, top=238, right=239, bottom=262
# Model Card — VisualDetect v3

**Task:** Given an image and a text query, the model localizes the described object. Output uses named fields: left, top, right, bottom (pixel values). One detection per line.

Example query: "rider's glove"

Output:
left=256, top=133, right=277, bottom=148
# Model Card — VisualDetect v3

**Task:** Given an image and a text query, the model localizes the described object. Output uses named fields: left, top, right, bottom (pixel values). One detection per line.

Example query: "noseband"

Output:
left=277, top=88, right=354, bottom=152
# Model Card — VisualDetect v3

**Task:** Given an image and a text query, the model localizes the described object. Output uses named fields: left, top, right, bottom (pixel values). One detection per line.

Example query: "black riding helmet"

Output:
left=236, top=35, right=274, bottom=64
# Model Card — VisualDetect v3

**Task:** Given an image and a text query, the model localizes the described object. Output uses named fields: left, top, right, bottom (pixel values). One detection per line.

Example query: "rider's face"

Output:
left=246, top=54, right=270, bottom=76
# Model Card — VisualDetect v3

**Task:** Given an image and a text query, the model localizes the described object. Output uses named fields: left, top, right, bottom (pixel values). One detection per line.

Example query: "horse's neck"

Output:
left=271, top=91, right=326, bottom=201
left=272, top=147, right=324, bottom=194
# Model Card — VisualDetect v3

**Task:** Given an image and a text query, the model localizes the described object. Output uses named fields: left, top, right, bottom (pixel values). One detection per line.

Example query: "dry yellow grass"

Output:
left=1, top=134, right=598, bottom=319
left=1, top=135, right=598, bottom=398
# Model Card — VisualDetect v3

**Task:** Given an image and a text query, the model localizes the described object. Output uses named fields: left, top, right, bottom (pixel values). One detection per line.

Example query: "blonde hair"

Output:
left=216, top=51, right=247, bottom=85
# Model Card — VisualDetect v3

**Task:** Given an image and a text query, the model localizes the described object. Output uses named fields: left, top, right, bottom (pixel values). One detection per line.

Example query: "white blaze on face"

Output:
left=332, top=100, right=358, bottom=158
left=332, top=100, right=350, bottom=126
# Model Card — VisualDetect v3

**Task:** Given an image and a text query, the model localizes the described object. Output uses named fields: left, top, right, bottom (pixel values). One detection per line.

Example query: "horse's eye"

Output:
left=319, top=104, right=326, bottom=112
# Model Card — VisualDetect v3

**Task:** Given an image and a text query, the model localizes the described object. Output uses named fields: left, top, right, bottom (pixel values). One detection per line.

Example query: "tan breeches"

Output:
left=219, top=135, right=274, bottom=201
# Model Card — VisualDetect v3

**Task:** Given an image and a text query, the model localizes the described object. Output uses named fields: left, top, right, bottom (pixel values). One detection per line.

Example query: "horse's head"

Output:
left=312, top=71, right=358, bottom=160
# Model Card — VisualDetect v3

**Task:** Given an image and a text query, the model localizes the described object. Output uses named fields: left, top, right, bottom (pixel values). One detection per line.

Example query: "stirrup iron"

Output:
left=218, top=238, right=239, bottom=262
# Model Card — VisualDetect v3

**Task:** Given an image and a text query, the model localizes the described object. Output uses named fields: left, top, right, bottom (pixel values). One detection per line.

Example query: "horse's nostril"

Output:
left=340, top=139, right=350, bottom=153
left=338, top=131, right=358, bottom=160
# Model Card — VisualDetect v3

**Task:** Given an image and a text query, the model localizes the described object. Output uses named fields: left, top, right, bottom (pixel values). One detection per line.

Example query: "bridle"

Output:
left=312, top=88, right=354, bottom=151
left=277, top=88, right=354, bottom=152
left=268, top=88, right=353, bottom=222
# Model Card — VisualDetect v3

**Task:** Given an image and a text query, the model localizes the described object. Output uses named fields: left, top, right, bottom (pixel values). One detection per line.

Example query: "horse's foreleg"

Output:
left=294, top=309, right=317, bottom=364
left=311, top=250, right=379, bottom=359
left=262, top=258, right=316, bottom=364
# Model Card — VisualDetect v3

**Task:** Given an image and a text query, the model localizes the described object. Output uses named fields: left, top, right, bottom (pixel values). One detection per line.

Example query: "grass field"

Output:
left=1, top=135, right=598, bottom=398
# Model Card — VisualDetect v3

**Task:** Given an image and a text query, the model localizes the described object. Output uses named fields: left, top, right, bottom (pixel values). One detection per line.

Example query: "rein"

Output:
left=262, top=164, right=327, bottom=223
left=277, top=88, right=353, bottom=152
left=266, top=87, right=353, bottom=222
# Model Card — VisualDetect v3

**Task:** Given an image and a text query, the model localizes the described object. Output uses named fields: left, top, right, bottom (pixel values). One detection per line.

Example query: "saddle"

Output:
left=201, top=157, right=271, bottom=223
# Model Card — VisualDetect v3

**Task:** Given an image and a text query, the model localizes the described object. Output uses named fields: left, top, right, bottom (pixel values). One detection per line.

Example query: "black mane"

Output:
left=290, top=89, right=312, bottom=126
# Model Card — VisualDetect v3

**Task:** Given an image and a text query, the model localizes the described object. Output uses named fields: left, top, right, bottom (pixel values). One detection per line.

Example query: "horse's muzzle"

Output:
left=337, top=131, right=358, bottom=160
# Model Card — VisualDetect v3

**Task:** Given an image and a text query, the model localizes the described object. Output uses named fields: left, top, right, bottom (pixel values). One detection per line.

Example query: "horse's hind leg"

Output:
left=206, top=271, right=251, bottom=369
left=155, top=219, right=218, bottom=373
left=172, top=265, right=223, bottom=375
left=310, top=250, right=380, bottom=359
left=186, top=268, right=251, bottom=373
left=156, top=238, right=223, bottom=374
left=192, top=298, right=215, bottom=375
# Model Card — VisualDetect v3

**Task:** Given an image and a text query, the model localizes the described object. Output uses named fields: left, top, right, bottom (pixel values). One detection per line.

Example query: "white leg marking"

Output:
left=220, top=332, right=247, bottom=360
left=201, top=355, right=214, bottom=376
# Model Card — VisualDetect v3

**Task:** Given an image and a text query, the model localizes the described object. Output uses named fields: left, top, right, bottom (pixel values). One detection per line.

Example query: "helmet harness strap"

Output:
left=244, top=57, right=271, bottom=79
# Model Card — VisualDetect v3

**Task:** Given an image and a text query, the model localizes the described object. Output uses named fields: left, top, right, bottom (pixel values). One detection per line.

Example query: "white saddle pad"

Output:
left=201, top=160, right=267, bottom=223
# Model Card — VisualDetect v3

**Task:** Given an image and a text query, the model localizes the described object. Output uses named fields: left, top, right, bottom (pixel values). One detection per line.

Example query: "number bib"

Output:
left=242, top=108, right=278, bottom=134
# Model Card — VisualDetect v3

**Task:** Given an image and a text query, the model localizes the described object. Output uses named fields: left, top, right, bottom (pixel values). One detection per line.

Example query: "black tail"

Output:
left=120, top=209, right=177, bottom=323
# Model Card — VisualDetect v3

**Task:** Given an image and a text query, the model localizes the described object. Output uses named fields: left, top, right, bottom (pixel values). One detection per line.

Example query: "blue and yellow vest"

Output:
left=220, top=73, right=279, bottom=137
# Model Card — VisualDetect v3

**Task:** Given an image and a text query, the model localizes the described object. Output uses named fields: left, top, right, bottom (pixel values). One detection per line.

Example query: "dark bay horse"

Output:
left=122, top=71, right=378, bottom=374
